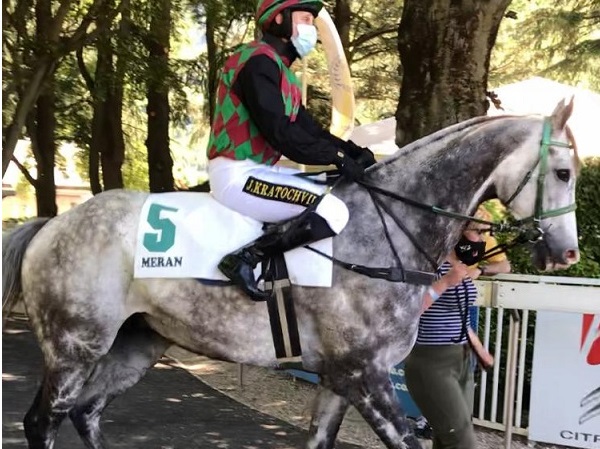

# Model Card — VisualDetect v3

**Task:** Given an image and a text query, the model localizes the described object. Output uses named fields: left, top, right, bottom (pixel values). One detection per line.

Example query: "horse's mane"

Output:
left=381, top=115, right=515, bottom=166
left=380, top=114, right=580, bottom=172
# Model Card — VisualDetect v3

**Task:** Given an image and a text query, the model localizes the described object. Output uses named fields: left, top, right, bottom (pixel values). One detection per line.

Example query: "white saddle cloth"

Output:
left=134, top=192, right=333, bottom=287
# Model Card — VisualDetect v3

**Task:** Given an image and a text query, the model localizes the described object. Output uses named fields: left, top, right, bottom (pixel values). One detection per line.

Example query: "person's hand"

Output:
left=472, top=344, right=495, bottom=371
left=443, top=263, right=469, bottom=287
left=345, top=141, right=377, bottom=168
left=334, top=153, right=365, bottom=182
left=468, top=329, right=495, bottom=371
left=480, top=350, right=495, bottom=369
left=354, top=147, right=377, bottom=169
left=467, top=266, right=482, bottom=280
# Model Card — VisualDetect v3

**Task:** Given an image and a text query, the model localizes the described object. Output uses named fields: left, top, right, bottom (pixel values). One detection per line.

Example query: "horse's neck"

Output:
left=335, top=116, right=537, bottom=269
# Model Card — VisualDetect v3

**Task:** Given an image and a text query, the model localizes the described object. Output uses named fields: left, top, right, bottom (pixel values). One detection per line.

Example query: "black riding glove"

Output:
left=334, top=152, right=365, bottom=182
left=343, top=140, right=377, bottom=168
left=355, top=147, right=376, bottom=169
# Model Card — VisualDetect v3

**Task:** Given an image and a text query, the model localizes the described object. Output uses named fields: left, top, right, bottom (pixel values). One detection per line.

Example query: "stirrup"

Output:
left=218, top=254, right=271, bottom=302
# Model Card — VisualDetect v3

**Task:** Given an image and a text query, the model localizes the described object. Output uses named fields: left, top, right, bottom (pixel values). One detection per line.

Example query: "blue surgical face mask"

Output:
left=291, top=24, right=317, bottom=58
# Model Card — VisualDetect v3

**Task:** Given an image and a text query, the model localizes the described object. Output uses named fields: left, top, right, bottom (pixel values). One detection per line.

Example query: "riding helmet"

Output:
left=256, top=0, right=323, bottom=39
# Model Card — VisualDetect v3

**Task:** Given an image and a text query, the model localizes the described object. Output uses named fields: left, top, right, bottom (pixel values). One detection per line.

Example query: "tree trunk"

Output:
left=205, top=2, right=218, bottom=123
left=2, top=60, right=54, bottom=176
left=333, top=0, right=352, bottom=62
left=80, top=0, right=127, bottom=194
left=395, top=0, right=510, bottom=146
left=89, top=137, right=102, bottom=194
left=91, top=0, right=125, bottom=192
left=102, top=1, right=128, bottom=191
left=89, top=36, right=109, bottom=193
left=99, top=0, right=125, bottom=191
left=32, top=0, right=57, bottom=217
left=146, top=0, right=173, bottom=192
left=101, top=78, right=125, bottom=190
left=33, top=92, right=58, bottom=217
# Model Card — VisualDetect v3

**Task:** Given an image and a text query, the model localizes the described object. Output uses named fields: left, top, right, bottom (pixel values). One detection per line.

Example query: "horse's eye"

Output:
left=555, top=169, right=570, bottom=182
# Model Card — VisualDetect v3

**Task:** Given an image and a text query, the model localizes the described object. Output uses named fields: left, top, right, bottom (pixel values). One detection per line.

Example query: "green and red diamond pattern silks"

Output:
left=207, top=41, right=302, bottom=166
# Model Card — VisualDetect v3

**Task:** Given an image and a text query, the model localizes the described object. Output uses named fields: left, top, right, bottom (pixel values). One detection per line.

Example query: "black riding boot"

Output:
left=218, top=212, right=337, bottom=301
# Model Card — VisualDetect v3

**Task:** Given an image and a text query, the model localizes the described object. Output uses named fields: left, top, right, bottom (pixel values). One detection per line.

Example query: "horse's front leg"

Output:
left=306, top=386, right=349, bottom=449
left=328, top=369, right=421, bottom=449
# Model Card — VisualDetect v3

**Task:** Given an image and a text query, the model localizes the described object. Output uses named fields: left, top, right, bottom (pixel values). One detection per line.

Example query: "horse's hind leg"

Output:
left=23, top=307, right=125, bottom=448
left=326, top=368, right=421, bottom=449
left=306, top=387, right=349, bottom=449
left=68, top=314, right=171, bottom=449
left=24, top=348, right=109, bottom=449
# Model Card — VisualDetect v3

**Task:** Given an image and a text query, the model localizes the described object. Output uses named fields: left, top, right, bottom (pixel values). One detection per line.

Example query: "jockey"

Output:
left=207, top=0, right=376, bottom=301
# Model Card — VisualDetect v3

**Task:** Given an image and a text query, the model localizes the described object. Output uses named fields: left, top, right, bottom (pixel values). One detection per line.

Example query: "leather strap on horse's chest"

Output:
left=305, top=245, right=437, bottom=285
left=262, top=255, right=303, bottom=366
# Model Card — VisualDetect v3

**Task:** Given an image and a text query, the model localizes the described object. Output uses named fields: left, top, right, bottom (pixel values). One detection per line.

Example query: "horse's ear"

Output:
left=551, top=96, right=575, bottom=130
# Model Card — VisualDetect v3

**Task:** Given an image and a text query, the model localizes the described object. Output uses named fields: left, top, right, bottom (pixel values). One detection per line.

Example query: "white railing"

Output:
left=248, top=273, right=599, bottom=447
left=472, top=274, right=600, bottom=448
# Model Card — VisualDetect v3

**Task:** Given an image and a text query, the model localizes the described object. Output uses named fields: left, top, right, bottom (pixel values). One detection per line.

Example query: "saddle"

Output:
left=134, top=192, right=333, bottom=286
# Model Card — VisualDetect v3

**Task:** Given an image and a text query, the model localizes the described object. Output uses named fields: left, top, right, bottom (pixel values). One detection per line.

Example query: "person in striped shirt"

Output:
left=405, top=220, right=509, bottom=449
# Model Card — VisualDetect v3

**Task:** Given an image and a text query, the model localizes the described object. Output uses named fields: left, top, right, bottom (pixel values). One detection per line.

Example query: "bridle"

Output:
left=307, top=116, right=577, bottom=285
left=502, top=117, right=576, bottom=239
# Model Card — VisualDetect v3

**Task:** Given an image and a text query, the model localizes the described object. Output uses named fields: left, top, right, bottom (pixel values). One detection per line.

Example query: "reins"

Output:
left=302, top=117, right=576, bottom=287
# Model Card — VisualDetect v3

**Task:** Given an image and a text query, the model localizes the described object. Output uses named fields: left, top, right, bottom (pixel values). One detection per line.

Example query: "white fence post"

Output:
left=504, top=312, right=520, bottom=449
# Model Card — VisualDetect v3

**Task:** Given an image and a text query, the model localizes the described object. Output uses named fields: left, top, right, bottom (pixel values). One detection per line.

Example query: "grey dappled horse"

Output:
left=3, top=99, right=581, bottom=449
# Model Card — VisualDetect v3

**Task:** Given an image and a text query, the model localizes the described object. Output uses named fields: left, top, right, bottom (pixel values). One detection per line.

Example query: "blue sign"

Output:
left=286, top=369, right=319, bottom=384
left=389, top=362, right=422, bottom=419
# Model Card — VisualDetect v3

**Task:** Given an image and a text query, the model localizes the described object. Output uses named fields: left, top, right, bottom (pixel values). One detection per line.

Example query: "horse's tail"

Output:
left=2, top=218, right=51, bottom=324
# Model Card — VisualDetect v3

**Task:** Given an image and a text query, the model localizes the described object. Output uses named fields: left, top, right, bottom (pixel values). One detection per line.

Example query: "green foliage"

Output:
left=2, top=217, right=36, bottom=232
left=577, top=158, right=600, bottom=261
left=54, top=52, right=93, bottom=150
left=15, top=162, right=35, bottom=199
left=122, top=138, right=150, bottom=191
left=5, top=0, right=599, bottom=205
left=2, top=1, right=35, bottom=127
left=42, top=0, right=208, bottom=191
left=505, top=158, right=600, bottom=278
left=491, top=0, right=600, bottom=90
left=121, top=104, right=151, bottom=190
left=347, top=0, right=402, bottom=122
left=303, top=0, right=402, bottom=126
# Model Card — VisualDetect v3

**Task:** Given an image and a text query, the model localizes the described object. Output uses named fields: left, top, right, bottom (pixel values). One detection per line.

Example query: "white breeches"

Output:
left=208, top=157, right=349, bottom=233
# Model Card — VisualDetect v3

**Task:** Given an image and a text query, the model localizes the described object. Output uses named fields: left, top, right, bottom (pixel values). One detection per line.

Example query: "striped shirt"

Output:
left=416, top=261, right=477, bottom=345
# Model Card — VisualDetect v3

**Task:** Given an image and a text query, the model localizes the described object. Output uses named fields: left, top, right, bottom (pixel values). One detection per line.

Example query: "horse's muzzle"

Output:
left=532, top=240, right=580, bottom=271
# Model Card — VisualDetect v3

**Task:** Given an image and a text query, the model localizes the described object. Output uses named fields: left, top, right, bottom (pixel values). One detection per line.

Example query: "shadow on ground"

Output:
left=2, top=315, right=362, bottom=449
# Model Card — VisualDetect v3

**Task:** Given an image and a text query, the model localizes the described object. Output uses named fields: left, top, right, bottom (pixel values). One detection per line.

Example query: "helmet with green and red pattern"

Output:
left=256, top=0, right=323, bottom=31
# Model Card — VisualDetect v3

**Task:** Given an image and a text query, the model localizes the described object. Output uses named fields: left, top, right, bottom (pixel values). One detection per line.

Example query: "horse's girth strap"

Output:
left=263, top=256, right=302, bottom=362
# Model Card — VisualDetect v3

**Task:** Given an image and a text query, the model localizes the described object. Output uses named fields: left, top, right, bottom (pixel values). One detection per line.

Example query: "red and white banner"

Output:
left=530, top=311, right=600, bottom=448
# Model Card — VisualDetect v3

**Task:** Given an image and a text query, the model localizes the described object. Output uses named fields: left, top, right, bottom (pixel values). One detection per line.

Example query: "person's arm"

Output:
left=471, top=235, right=512, bottom=278
left=421, top=263, right=468, bottom=313
left=295, top=108, right=374, bottom=161
left=467, top=328, right=494, bottom=369
left=294, top=106, right=329, bottom=138
left=479, top=258, right=511, bottom=276
left=234, top=56, right=341, bottom=166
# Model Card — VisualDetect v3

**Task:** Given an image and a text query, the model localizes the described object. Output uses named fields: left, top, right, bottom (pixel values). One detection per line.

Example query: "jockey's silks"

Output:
left=207, top=40, right=302, bottom=165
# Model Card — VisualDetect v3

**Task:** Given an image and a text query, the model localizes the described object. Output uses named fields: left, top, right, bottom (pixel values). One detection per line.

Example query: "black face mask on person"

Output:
left=454, top=235, right=486, bottom=265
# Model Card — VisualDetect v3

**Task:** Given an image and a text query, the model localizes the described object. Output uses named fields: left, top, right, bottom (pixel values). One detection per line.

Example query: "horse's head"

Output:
left=492, top=98, right=580, bottom=271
